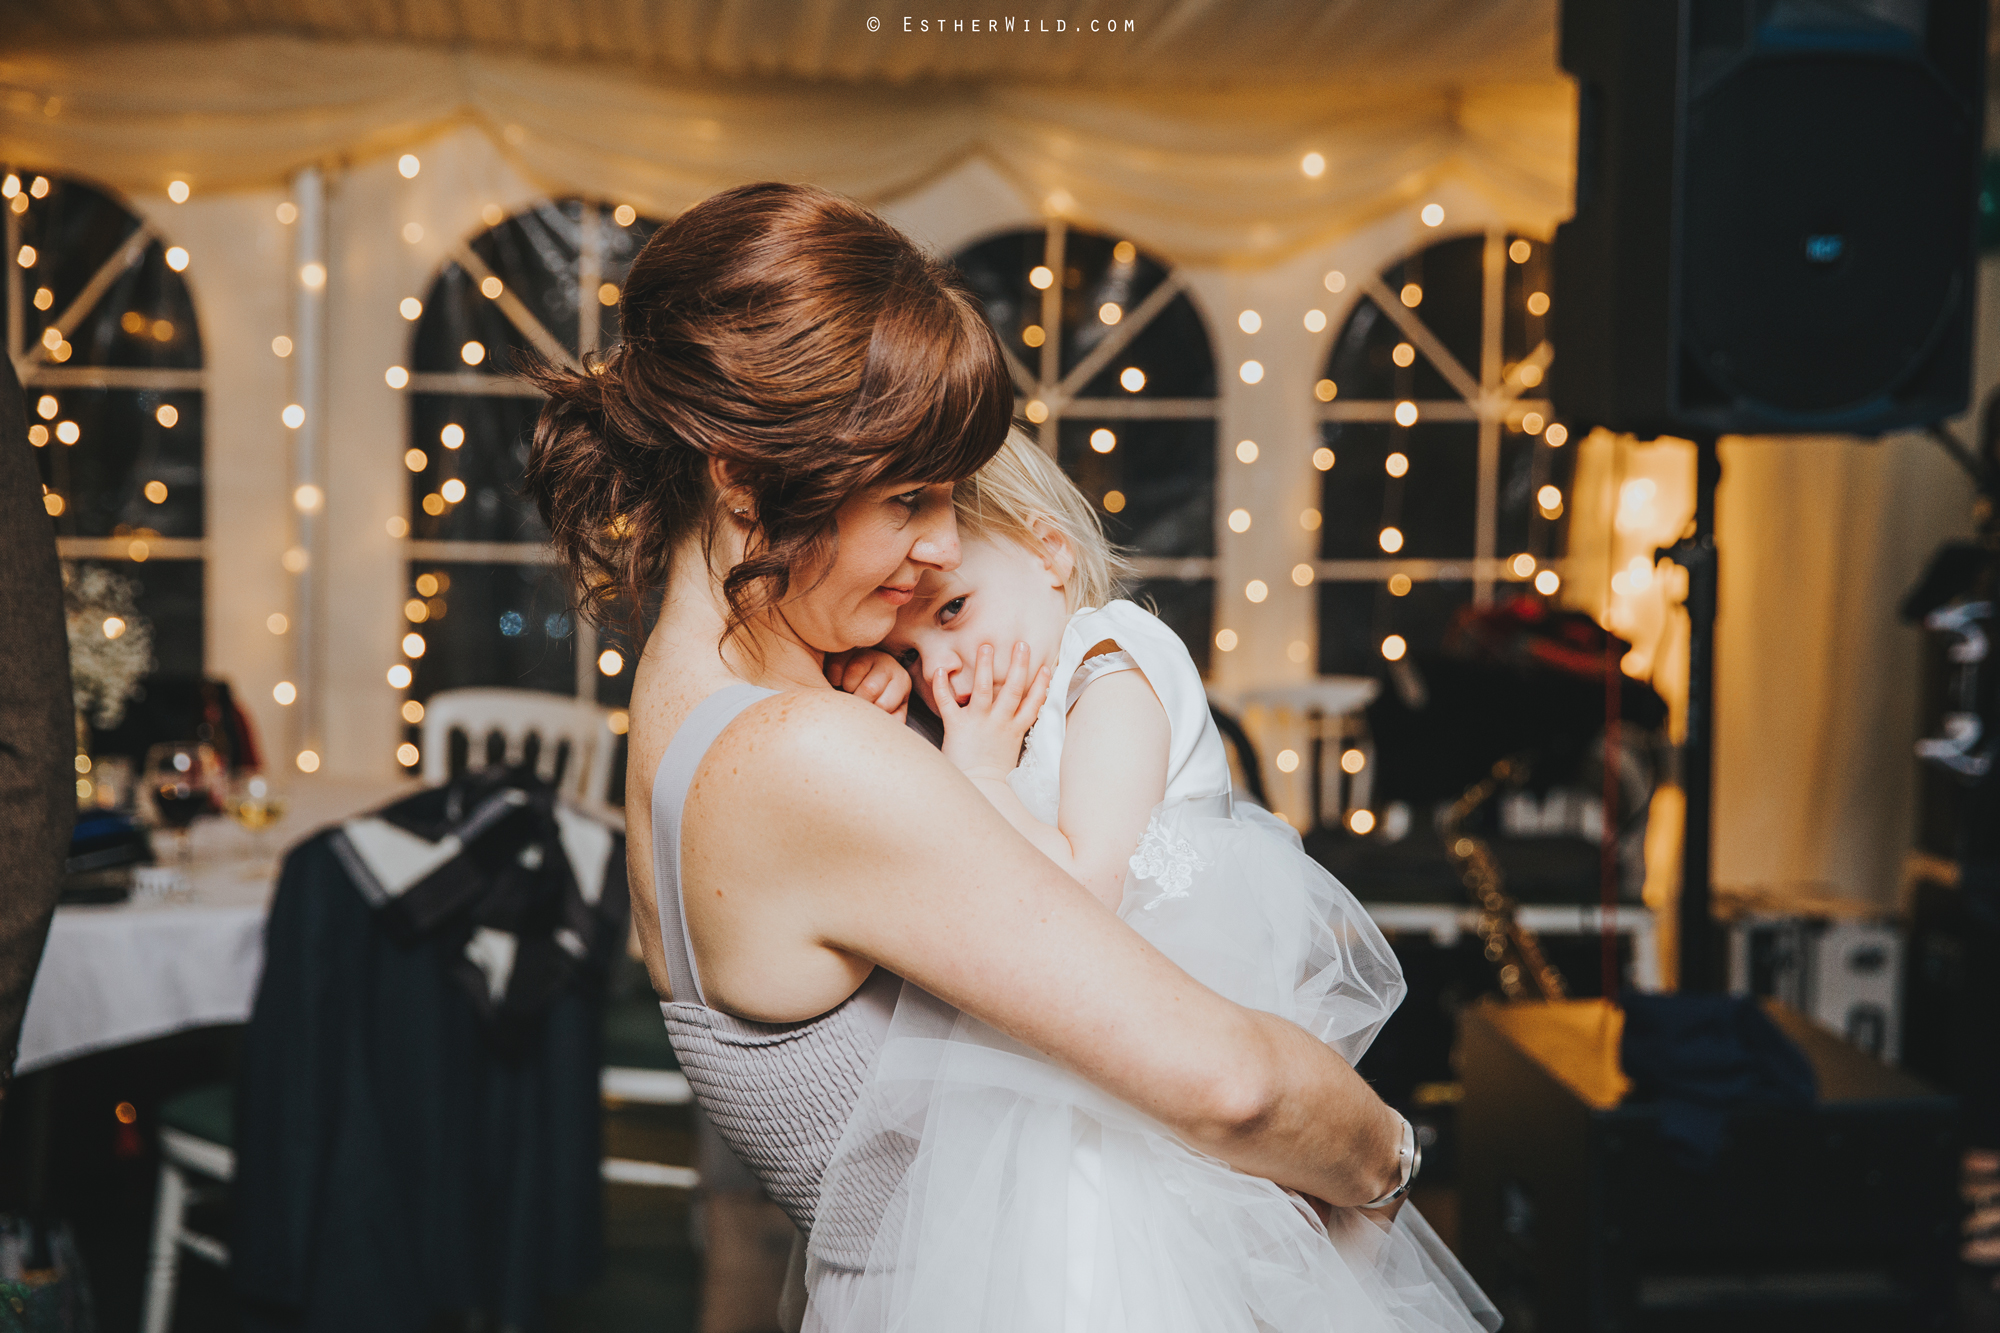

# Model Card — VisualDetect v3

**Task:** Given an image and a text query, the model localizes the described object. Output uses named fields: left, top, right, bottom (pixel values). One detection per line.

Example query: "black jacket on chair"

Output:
left=232, top=774, right=626, bottom=1331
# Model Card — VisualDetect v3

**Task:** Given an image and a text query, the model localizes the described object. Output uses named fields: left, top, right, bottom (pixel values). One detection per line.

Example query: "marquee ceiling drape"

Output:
left=0, top=0, right=1560, bottom=88
left=0, top=2, right=1575, bottom=264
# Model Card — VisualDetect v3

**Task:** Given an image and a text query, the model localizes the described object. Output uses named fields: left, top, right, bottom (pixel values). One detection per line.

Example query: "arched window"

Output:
left=7, top=168, right=206, bottom=678
left=398, top=200, right=660, bottom=767
left=952, top=224, right=1219, bottom=671
left=1312, top=231, right=1576, bottom=672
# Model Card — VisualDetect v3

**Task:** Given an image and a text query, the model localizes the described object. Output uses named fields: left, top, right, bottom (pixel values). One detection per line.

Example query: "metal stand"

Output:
left=1658, top=434, right=1722, bottom=991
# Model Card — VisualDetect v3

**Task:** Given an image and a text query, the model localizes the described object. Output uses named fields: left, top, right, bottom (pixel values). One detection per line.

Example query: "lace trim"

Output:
left=1129, top=813, right=1203, bottom=909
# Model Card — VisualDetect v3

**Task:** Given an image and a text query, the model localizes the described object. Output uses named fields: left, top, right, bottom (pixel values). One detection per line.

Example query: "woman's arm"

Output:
left=684, top=691, right=1405, bottom=1207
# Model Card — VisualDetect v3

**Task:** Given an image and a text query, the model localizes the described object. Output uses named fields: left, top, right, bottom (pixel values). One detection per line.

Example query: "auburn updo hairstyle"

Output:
left=523, top=182, right=1012, bottom=643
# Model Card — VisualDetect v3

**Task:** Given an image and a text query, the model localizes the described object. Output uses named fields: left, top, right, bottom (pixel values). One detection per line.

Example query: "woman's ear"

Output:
left=1028, top=515, right=1076, bottom=590
left=706, top=457, right=755, bottom=524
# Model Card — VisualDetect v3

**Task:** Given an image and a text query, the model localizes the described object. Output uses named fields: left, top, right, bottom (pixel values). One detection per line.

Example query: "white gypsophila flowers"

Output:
left=63, top=562, right=155, bottom=730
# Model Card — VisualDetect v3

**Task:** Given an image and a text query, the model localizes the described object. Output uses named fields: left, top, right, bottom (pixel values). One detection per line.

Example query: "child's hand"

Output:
left=825, top=648, right=912, bottom=721
left=934, top=641, right=1051, bottom=781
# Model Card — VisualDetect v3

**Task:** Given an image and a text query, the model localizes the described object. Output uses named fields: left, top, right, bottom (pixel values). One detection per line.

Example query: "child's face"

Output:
left=881, top=532, right=1071, bottom=716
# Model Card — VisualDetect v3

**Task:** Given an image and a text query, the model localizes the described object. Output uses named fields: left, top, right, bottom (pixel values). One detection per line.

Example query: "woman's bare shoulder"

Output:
left=697, top=687, right=954, bottom=829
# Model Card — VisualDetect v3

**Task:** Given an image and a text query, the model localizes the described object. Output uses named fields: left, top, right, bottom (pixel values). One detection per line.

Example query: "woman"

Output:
left=524, top=183, right=1408, bottom=1327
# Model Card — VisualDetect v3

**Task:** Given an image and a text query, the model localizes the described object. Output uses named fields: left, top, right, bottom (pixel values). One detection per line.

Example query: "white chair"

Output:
left=420, top=686, right=620, bottom=818
left=141, top=1085, right=235, bottom=1333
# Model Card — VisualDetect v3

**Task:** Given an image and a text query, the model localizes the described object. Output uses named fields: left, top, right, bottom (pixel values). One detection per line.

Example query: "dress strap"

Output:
left=651, top=683, right=779, bottom=1006
left=1065, top=648, right=1139, bottom=713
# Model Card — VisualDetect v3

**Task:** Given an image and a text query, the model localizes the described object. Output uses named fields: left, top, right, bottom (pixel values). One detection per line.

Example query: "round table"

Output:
left=17, top=776, right=417, bottom=1074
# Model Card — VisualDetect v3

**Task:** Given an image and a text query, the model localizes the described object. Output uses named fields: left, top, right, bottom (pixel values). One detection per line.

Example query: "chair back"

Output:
left=419, top=687, right=617, bottom=811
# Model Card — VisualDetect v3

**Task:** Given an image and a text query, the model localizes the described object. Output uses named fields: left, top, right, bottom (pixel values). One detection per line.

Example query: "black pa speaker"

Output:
left=1551, top=0, right=1986, bottom=438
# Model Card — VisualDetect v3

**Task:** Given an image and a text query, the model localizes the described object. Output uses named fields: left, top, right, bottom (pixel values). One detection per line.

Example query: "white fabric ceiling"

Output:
left=0, top=0, right=1560, bottom=89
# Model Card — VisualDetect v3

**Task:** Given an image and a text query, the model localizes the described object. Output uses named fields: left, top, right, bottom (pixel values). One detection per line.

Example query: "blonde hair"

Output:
left=954, top=427, right=1132, bottom=611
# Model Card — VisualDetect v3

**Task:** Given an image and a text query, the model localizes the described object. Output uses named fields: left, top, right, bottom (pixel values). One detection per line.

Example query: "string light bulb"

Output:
left=299, top=262, right=325, bottom=289
left=400, top=297, right=423, bottom=320
left=613, top=204, right=637, bottom=226
left=1215, top=629, right=1239, bottom=652
left=165, top=247, right=189, bottom=272
left=1235, top=440, right=1258, bottom=463
left=167, top=180, right=190, bottom=203
left=1238, top=310, right=1262, bottom=334
left=1381, top=635, right=1407, bottom=662
left=460, top=342, right=485, bottom=366
left=282, top=404, right=306, bottom=428
left=397, top=743, right=420, bottom=767
left=1301, top=152, right=1326, bottom=178
left=1245, top=580, right=1269, bottom=603
left=1228, top=509, right=1252, bottom=533
left=1239, top=360, right=1264, bottom=384
left=273, top=681, right=297, bottom=705
left=1420, top=203, right=1444, bottom=227
left=296, top=750, right=320, bottom=773
left=398, top=154, right=421, bottom=178
left=598, top=648, right=625, bottom=676
left=1090, top=429, right=1116, bottom=453
left=387, top=664, right=412, bottom=688
left=1304, top=309, right=1326, bottom=332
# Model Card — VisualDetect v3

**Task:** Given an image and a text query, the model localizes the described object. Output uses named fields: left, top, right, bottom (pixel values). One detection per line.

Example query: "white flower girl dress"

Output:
left=807, top=600, right=1500, bottom=1333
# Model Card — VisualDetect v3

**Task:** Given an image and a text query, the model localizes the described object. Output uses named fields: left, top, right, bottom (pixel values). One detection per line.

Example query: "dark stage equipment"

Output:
left=1552, top=0, right=1984, bottom=439
left=1461, top=999, right=1958, bottom=1332
left=1549, top=0, right=1987, bottom=990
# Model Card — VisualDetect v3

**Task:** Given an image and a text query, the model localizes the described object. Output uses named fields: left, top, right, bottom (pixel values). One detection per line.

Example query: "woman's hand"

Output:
left=824, top=648, right=912, bottom=721
left=934, top=642, right=1050, bottom=781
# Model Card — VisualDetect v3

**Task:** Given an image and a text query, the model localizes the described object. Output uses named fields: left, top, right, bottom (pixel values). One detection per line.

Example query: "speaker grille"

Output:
left=1681, top=54, right=1973, bottom=418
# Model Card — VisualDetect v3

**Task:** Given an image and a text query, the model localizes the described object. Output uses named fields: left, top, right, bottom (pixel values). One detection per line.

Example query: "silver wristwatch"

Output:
left=1358, top=1114, right=1421, bottom=1209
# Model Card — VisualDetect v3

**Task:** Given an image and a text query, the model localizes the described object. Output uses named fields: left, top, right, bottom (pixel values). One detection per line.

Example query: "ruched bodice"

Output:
left=650, top=684, right=898, bottom=1262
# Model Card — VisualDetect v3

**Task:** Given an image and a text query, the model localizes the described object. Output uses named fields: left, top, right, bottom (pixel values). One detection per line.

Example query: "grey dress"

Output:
left=648, top=684, right=901, bottom=1315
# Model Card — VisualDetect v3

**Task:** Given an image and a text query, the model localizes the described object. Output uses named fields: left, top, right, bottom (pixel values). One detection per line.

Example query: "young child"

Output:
left=809, top=430, right=1498, bottom=1333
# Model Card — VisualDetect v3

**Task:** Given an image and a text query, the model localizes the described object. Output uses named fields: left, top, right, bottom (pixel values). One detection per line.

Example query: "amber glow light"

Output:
left=296, top=750, right=321, bottom=774
left=1276, top=749, right=1301, bottom=773
left=598, top=649, right=625, bottom=676
left=273, top=681, right=297, bottom=705
left=1214, top=629, right=1238, bottom=652
left=1235, top=440, right=1258, bottom=463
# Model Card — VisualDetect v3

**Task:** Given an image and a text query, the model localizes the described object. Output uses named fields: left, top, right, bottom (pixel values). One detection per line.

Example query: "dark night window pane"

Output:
left=1379, top=236, right=1485, bottom=385
left=405, top=562, right=577, bottom=699
left=407, top=394, right=548, bottom=543
left=68, top=559, right=205, bottom=679
left=412, top=260, right=532, bottom=375
left=8, top=178, right=204, bottom=370
left=35, top=389, right=203, bottom=539
left=1131, top=578, right=1214, bottom=677
left=1315, top=580, right=1474, bottom=677
left=1316, top=421, right=1477, bottom=561
left=1320, top=297, right=1461, bottom=402
left=1058, top=418, right=1215, bottom=560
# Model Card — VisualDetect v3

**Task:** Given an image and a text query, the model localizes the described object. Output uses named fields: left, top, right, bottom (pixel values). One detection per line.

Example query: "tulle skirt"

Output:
left=805, top=797, right=1501, bottom=1333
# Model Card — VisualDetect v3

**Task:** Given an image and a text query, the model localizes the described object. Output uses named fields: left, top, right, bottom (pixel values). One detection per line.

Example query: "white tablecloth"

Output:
left=17, top=775, right=418, bottom=1074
